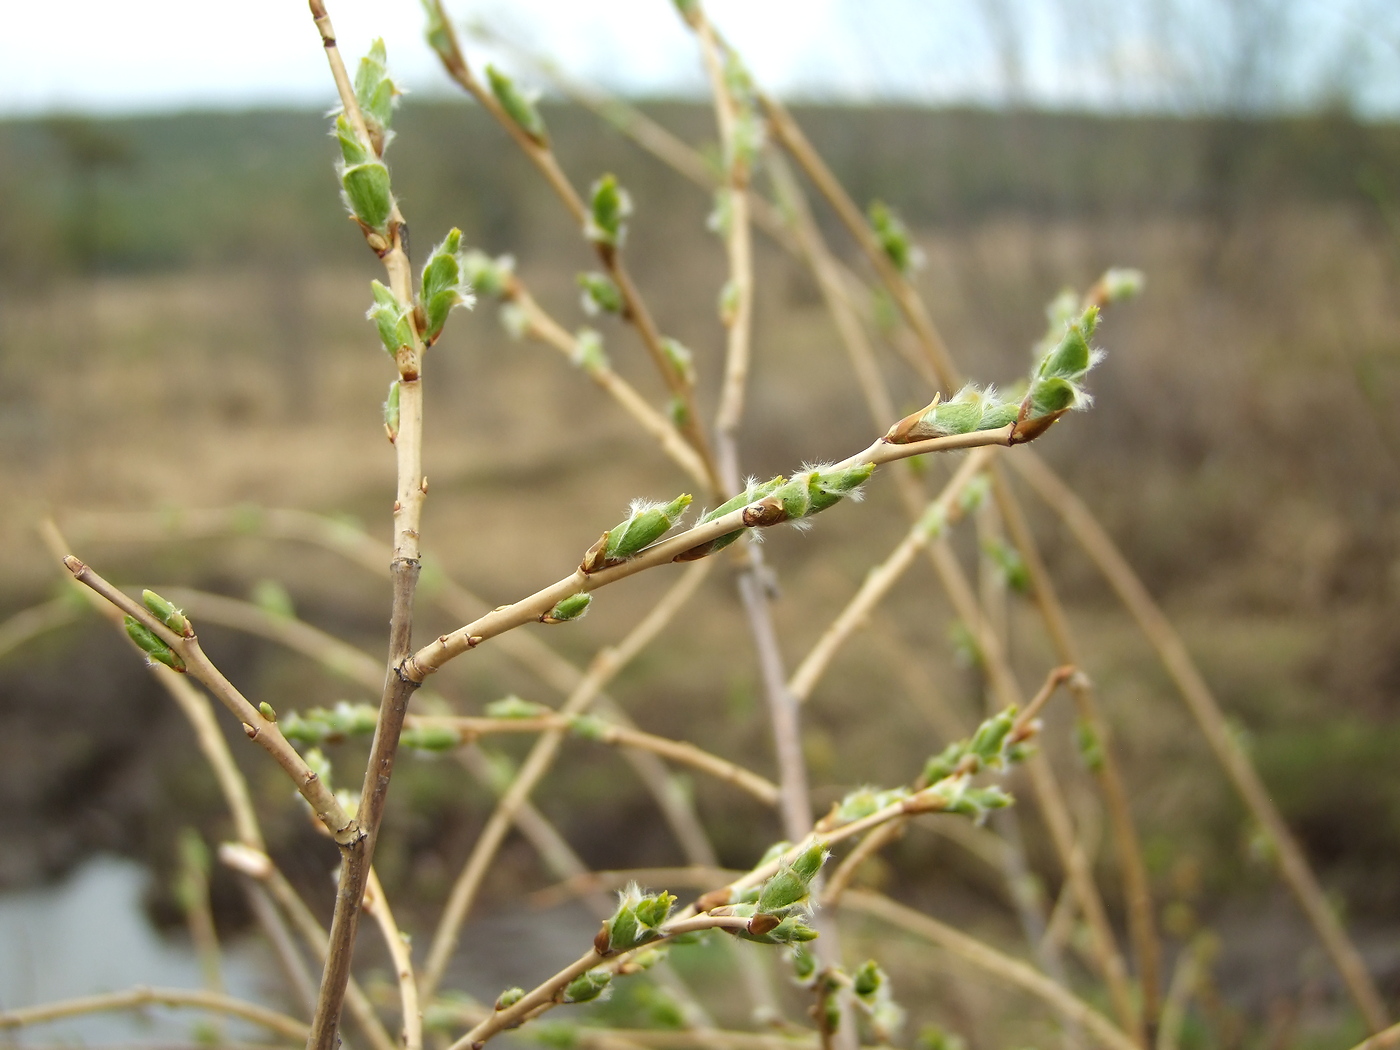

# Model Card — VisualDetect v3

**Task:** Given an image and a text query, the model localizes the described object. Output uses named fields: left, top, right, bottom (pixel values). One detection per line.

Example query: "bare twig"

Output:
left=420, top=562, right=710, bottom=998
left=365, top=870, right=422, bottom=1050
left=0, top=988, right=309, bottom=1043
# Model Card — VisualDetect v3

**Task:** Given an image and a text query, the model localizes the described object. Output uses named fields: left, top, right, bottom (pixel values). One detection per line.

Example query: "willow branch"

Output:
left=60, top=554, right=356, bottom=842
left=422, top=0, right=716, bottom=484
left=420, top=561, right=710, bottom=998
left=0, top=988, right=309, bottom=1043
left=308, top=4, right=435, bottom=1045
left=405, top=425, right=1017, bottom=682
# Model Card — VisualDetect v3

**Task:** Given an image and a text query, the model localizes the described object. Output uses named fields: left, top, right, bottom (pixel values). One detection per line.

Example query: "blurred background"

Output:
left=1, top=0, right=1399, bottom=1046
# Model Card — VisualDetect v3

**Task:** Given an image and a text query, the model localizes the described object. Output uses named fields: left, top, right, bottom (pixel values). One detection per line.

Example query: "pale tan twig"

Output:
left=0, top=988, right=309, bottom=1042
left=422, top=0, right=717, bottom=486
left=60, top=554, right=356, bottom=842
left=405, top=425, right=1017, bottom=681
left=1010, top=451, right=1390, bottom=1032
left=1347, top=1022, right=1400, bottom=1050
left=788, top=449, right=994, bottom=703
left=992, top=473, right=1164, bottom=1030
left=175, top=830, right=224, bottom=1000
left=420, top=561, right=710, bottom=998
left=365, top=870, right=422, bottom=1050
left=307, top=4, right=439, bottom=1044
left=841, top=890, right=1138, bottom=1050
left=1156, top=941, right=1203, bottom=1050
left=504, top=276, right=712, bottom=491
left=411, top=714, right=779, bottom=806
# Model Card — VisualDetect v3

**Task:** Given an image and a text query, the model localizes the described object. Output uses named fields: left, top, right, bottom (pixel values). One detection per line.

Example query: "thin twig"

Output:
left=365, top=870, right=422, bottom=1050
left=0, top=597, right=80, bottom=662
left=420, top=561, right=710, bottom=998
left=1010, top=451, right=1391, bottom=1032
left=0, top=988, right=309, bottom=1042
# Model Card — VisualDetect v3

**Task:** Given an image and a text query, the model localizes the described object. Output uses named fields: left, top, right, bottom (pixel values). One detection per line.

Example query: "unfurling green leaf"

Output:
left=124, top=616, right=185, bottom=672
left=494, top=986, right=524, bottom=1010
left=756, top=843, right=828, bottom=914
left=577, top=271, right=623, bottom=316
left=598, top=883, right=676, bottom=953
left=367, top=281, right=414, bottom=356
left=340, top=160, right=393, bottom=233
left=593, top=494, right=692, bottom=568
left=419, top=228, right=476, bottom=345
left=572, top=327, right=609, bottom=374
left=486, top=64, right=548, bottom=144
left=585, top=174, right=632, bottom=247
left=868, top=199, right=923, bottom=275
left=461, top=251, right=515, bottom=299
left=353, top=39, right=401, bottom=143
left=660, top=338, right=696, bottom=385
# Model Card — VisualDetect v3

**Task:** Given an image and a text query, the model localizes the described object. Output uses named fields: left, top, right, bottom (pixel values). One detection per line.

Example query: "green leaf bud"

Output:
left=383, top=380, right=400, bottom=440
left=339, top=158, right=393, bottom=233
left=717, top=280, right=740, bottom=325
left=400, top=724, right=461, bottom=751
left=1044, top=288, right=1082, bottom=334
left=543, top=592, right=592, bottom=624
left=572, top=327, right=609, bottom=374
left=1028, top=376, right=1078, bottom=417
left=124, top=616, right=185, bottom=672
left=806, top=463, right=875, bottom=514
left=567, top=714, right=609, bottom=741
left=562, top=969, right=611, bottom=1004
left=461, top=251, right=515, bottom=300
left=577, top=271, right=623, bottom=316
left=141, top=589, right=189, bottom=635
left=789, top=946, right=817, bottom=983
left=420, top=0, right=453, bottom=61
left=333, top=114, right=369, bottom=167
left=600, top=494, right=692, bottom=565
left=834, top=786, right=909, bottom=825
left=660, top=338, right=696, bottom=386
left=756, top=843, right=827, bottom=913
left=419, top=228, right=476, bottom=345
left=635, top=890, right=676, bottom=929
left=791, top=842, right=828, bottom=882
left=957, top=474, right=991, bottom=516
left=922, top=741, right=966, bottom=786
left=868, top=200, right=924, bottom=275
left=758, top=840, right=792, bottom=866
left=258, top=701, right=277, bottom=722
left=667, top=395, right=689, bottom=429
left=600, top=884, right=675, bottom=953
left=586, top=174, right=631, bottom=248
left=853, top=959, right=883, bottom=998
left=674, top=476, right=784, bottom=561
left=367, top=281, right=414, bottom=357
left=486, top=64, right=548, bottom=145
left=1039, top=321, right=1092, bottom=381
left=494, top=987, right=524, bottom=1010
left=969, top=709, right=1015, bottom=767
left=1098, top=267, right=1145, bottom=302
left=353, top=39, right=401, bottom=144
left=738, top=914, right=820, bottom=945
left=485, top=695, right=549, bottom=719
left=918, top=1024, right=968, bottom=1050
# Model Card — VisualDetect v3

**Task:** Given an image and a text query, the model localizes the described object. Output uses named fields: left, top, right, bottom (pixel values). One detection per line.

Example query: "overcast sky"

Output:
left=3, top=0, right=1398, bottom=118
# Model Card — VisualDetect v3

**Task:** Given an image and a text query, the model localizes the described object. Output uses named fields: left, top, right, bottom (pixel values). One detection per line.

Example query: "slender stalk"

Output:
left=307, top=5, right=435, bottom=1045
left=505, top=276, right=712, bottom=491
left=413, top=715, right=780, bottom=806
left=60, top=554, right=356, bottom=841
left=1009, top=451, right=1390, bottom=1032
left=787, top=449, right=994, bottom=703
left=365, top=870, right=422, bottom=1050
left=0, top=988, right=309, bottom=1042
left=0, top=597, right=80, bottom=662
left=1348, top=1023, right=1400, bottom=1050
left=420, top=562, right=710, bottom=998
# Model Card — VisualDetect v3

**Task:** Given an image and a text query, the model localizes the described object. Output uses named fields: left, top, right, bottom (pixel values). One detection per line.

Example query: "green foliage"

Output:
left=419, top=228, right=476, bottom=345
left=486, top=65, right=548, bottom=145
left=868, top=199, right=923, bottom=274
left=123, top=615, right=184, bottom=671
left=586, top=174, right=632, bottom=247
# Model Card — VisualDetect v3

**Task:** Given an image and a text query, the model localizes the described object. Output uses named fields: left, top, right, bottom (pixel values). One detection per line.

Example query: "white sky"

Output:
left=2, top=0, right=1398, bottom=117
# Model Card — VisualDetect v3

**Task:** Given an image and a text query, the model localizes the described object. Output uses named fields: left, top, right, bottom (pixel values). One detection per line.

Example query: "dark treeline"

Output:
left=1, top=101, right=1396, bottom=277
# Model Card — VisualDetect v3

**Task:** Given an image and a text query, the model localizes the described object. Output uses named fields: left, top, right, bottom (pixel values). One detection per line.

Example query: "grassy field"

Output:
left=1, top=100, right=1398, bottom=1044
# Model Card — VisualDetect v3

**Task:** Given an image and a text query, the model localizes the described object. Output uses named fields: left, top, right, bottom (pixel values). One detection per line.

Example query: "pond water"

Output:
left=0, top=856, right=275, bottom=1044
